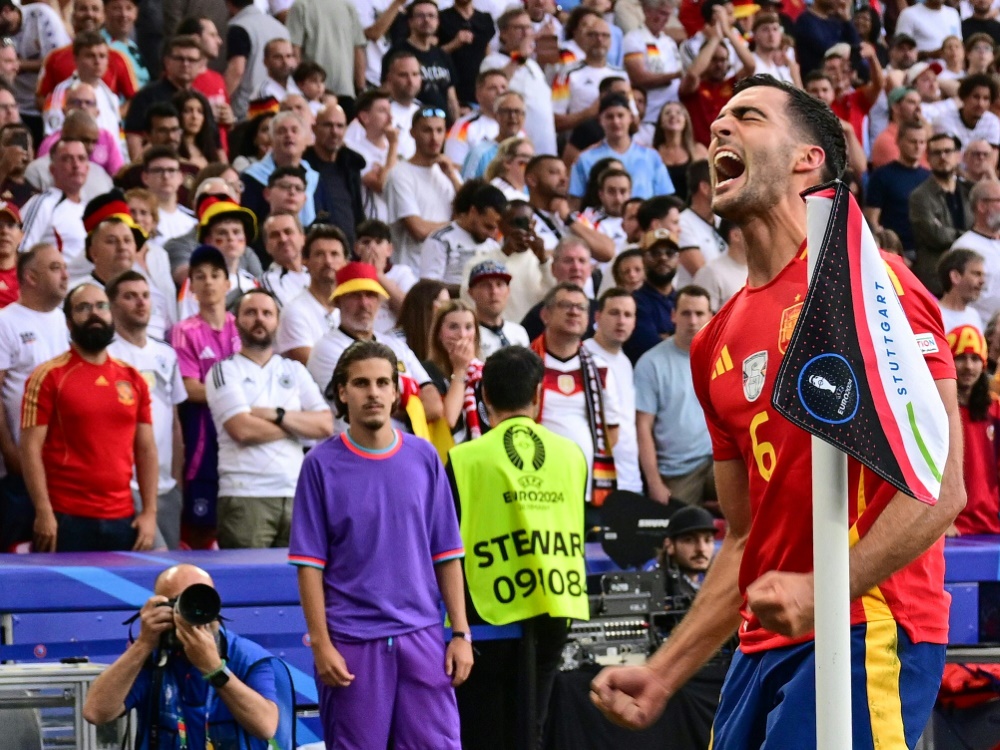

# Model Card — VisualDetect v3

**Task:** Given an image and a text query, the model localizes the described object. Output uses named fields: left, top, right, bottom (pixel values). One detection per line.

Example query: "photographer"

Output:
left=83, top=564, right=280, bottom=748
left=657, top=506, right=718, bottom=600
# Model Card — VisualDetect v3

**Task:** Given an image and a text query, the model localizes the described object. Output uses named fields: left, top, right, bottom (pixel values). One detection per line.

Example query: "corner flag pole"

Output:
left=806, top=215, right=853, bottom=750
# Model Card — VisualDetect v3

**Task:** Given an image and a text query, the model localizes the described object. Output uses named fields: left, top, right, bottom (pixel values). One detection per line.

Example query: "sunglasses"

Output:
left=419, top=108, right=447, bottom=119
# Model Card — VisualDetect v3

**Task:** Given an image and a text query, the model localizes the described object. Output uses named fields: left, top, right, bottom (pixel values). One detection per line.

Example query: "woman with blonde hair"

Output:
left=652, top=102, right=708, bottom=201
left=484, top=136, right=534, bottom=201
left=424, top=300, right=487, bottom=446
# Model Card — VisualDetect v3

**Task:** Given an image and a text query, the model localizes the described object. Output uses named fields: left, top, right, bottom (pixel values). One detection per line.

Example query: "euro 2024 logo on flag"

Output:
left=797, top=353, right=860, bottom=425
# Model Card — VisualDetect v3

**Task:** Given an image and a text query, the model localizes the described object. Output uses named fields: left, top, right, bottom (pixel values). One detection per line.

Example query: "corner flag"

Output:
left=771, top=181, right=949, bottom=504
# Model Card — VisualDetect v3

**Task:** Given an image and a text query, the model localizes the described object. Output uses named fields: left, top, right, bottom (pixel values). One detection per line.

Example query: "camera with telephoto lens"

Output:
left=157, top=583, right=222, bottom=650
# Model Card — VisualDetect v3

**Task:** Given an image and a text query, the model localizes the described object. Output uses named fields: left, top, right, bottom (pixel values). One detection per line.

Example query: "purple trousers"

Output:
left=317, top=624, right=462, bottom=750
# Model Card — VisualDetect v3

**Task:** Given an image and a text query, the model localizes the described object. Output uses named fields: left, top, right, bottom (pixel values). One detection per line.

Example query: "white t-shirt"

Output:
left=108, top=336, right=186, bottom=493
left=275, top=288, right=339, bottom=355
left=478, top=319, right=530, bottom=359
left=0, top=303, right=68, bottom=477
left=895, top=4, right=962, bottom=53
left=952, top=230, right=1000, bottom=321
left=206, top=352, right=328, bottom=497
left=256, top=75, right=302, bottom=102
left=552, top=62, right=625, bottom=117
left=480, top=52, right=557, bottom=156
left=693, top=252, right=748, bottom=313
left=752, top=53, right=795, bottom=85
left=938, top=302, right=984, bottom=334
left=374, top=264, right=417, bottom=333
left=45, top=75, right=122, bottom=141
left=622, top=26, right=682, bottom=126
left=933, top=108, right=1000, bottom=149
left=583, top=338, right=641, bottom=493
left=306, top=327, right=430, bottom=433
left=386, top=160, right=458, bottom=272
left=445, top=112, right=500, bottom=167
left=356, top=0, right=395, bottom=86
left=19, top=189, right=89, bottom=286
left=156, top=205, right=198, bottom=243
left=345, top=100, right=418, bottom=160
left=539, top=349, right=621, bottom=502
left=677, top=208, right=728, bottom=288
left=261, top=263, right=310, bottom=307
left=351, top=134, right=391, bottom=221
left=421, top=221, right=501, bottom=285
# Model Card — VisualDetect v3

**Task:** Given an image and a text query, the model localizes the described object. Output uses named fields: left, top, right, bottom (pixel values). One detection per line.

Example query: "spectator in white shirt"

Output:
left=750, top=13, right=801, bottom=87
left=894, top=0, right=962, bottom=58
left=677, top=160, right=725, bottom=288
left=444, top=70, right=508, bottom=167
left=421, top=181, right=506, bottom=288
left=206, top=289, right=332, bottom=549
left=351, top=89, right=400, bottom=223
left=141, top=146, right=197, bottom=242
left=467, top=259, right=529, bottom=358
left=933, top=73, right=1000, bottom=152
left=553, top=17, right=623, bottom=134
left=937, top=247, right=986, bottom=333
left=260, top=212, right=309, bottom=307
left=256, top=39, right=301, bottom=102
left=276, top=223, right=347, bottom=364
left=355, top=219, right=418, bottom=334
left=107, top=271, right=186, bottom=549
left=345, top=50, right=421, bottom=161
left=693, top=218, right=747, bottom=312
left=386, top=107, right=462, bottom=273
left=622, top=0, right=684, bottom=144
left=0, top=242, right=68, bottom=551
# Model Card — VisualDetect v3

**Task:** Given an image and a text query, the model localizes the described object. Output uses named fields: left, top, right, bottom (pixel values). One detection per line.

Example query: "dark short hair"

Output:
left=938, top=247, right=984, bottom=293
left=734, top=75, right=847, bottom=181
left=525, top=154, right=563, bottom=180
left=164, top=34, right=203, bottom=59
left=145, top=102, right=179, bottom=132
left=328, top=341, right=399, bottom=420
left=598, top=77, right=628, bottom=98
left=700, top=0, right=732, bottom=23
left=355, top=88, right=390, bottom=115
left=637, top=195, right=684, bottom=231
left=598, top=167, right=631, bottom=189
left=481, top=346, right=543, bottom=413
left=611, top=248, right=643, bottom=286
left=106, top=269, right=148, bottom=301
left=174, top=16, right=208, bottom=37
left=676, top=284, right=712, bottom=307
left=469, top=183, right=507, bottom=215
left=72, top=30, right=106, bottom=56
left=142, top=145, right=180, bottom=170
left=563, top=6, right=601, bottom=38
left=267, top=164, right=306, bottom=188
left=928, top=132, right=961, bottom=152
left=303, top=223, right=349, bottom=260
left=717, top=218, right=740, bottom=243
left=407, top=0, right=438, bottom=17
left=235, top=287, right=279, bottom=315
left=453, top=178, right=487, bottom=215
left=476, top=68, right=508, bottom=88
left=382, top=49, right=419, bottom=82
left=597, top=287, right=634, bottom=311
left=686, top=159, right=710, bottom=196
left=355, top=219, right=391, bottom=244
left=542, top=281, right=586, bottom=309
left=292, top=60, right=326, bottom=85
left=959, top=72, right=999, bottom=102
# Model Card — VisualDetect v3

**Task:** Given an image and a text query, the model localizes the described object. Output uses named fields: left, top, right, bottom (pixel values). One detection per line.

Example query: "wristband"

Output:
left=201, top=659, right=227, bottom=680
left=451, top=631, right=473, bottom=643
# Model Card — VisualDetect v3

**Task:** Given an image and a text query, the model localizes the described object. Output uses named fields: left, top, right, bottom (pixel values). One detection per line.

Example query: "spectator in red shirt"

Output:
left=678, top=10, right=755, bottom=146
left=0, top=201, right=21, bottom=307
left=948, top=324, right=1000, bottom=536
left=821, top=41, right=884, bottom=144
left=21, top=281, right=158, bottom=552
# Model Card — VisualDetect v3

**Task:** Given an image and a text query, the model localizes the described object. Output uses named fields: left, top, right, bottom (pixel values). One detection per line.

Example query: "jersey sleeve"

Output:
left=18, top=194, right=50, bottom=251
left=418, top=234, right=448, bottom=280
left=886, top=252, right=956, bottom=381
left=275, top=305, right=319, bottom=354
left=226, top=26, right=252, bottom=60
left=601, top=364, right=621, bottom=427
left=112, top=51, right=138, bottom=99
left=288, top=454, right=329, bottom=569
left=551, top=71, right=571, bottom=115
left=689, top=326, right=742, bottom=461
left=21, top=364, right=54, bottom=430
left=651, top=155, right=675, bottom=196
left=633, top=353, right=660, bottom=415
left=293, top=361, right=329, bottom=412
left=569, top=156, right=588, bottom=198
left=426, top=447, right=464, bottom=564
left=169, top=354, right=188, bottom=407
left=386, top=167, right=420, bottom=222
left=170, top=324, right=203, bottom=381
left=0, top=319, right=19, bottom=371
left=622, top=30, right=645, bottom=60
left=205, top=361, right=251, bottom=427
left=134, top=369, right=152, bottom=425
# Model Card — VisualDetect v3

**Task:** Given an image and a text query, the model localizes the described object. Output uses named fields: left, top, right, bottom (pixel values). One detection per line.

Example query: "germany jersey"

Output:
left=690, top=245, right=955, bottom=653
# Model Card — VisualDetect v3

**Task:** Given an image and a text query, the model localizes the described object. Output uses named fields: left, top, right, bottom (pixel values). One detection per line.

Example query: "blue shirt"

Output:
left=634, top=337, right=712, bottom=476
left=463, top=140, right=498, bottom=180
left=125, top=633, right=278, bottom=750
left=243, top=153, right=321, bottom=227
left=569, top=141, right=674, bottom=200
left=865, top=161, right=931, bottom=251
left=624, top=283, right=676, bottom=364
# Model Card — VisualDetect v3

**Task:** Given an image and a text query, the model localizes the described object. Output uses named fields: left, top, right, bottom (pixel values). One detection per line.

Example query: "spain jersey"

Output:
left=690, top=245, right=955, bottom=653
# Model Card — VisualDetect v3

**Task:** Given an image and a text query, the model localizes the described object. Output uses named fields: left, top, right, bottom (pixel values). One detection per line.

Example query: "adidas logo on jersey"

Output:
left=199, top=346, right=216, bottom=359
left=95, top=375, right=109, bottom=386
left=711, top=346, right=733, bottom=380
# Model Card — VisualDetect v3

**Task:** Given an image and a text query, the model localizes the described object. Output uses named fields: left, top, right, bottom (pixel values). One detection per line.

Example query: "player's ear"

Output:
left=792, top=144, right=827, bottom=176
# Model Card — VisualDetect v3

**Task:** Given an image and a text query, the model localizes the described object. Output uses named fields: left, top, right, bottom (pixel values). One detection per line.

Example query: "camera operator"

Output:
left=658, top=505, right=718, bottom=600
left=83, top=563, right=280, bottom=748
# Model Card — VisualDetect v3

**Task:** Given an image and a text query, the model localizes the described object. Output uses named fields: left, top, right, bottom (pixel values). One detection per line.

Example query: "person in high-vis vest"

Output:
left=447, top=345, right=590, bottom=750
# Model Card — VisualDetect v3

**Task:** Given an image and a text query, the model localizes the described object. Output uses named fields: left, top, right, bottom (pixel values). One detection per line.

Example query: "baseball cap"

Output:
left=0, top=201, right=21, bottom=225
left=904, top=61, right=943, bottom=87
left=332, top=262, right=389, bottom=300
left=640, top=228, right=680, bottom=252
left=666, top=506, right=718, bottom=539
left=887, top=86, right=914, bottom=106
left=188, top=244, right=228, bottom=276
left=948, top=325, right=987, bottom=364
left=824, top=42, right=851, bottom=60
left=469, top=259, right=512, bottom=287
left=599, top=93, right=631, bottom=114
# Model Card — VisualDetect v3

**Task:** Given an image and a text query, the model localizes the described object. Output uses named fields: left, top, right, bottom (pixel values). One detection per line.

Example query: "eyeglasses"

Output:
left=170, top=54, right=202, bottom=65
left=497, top=107, right=526, bottom=117
left=272, top=181, right=305, bottom=192
left=67, top=98, right=97, bottom=108
left=146, top=166, right=180, bottom=177
left=644, top=246, right=679, bottom=258
left=419, top=108, right=446, bottom=119
left=968, top=150, right=992, bottom=158
left=72, top=301, right=111, bottom=315
left=554, top=301, right=588, bottom=313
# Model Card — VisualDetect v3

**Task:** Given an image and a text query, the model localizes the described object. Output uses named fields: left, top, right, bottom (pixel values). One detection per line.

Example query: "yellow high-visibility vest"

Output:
left=449, top=416, right=590, bottom=624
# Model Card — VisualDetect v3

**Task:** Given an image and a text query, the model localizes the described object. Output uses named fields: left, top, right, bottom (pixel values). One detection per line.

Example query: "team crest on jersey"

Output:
left=116, top=380, right=135, bottom=406
left=742, top=351, right=767, bottom=402
left=778, top=302, right=802, bottom=354
left=557, top=374, right=575, bottom=394
left=279, top=374, right=292, bottom=389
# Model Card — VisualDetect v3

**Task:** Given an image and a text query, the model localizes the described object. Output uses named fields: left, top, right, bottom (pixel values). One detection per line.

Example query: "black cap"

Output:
left=188, top=244, right=228, bottom=277
left=599, top=93, right=631, bottom=114
left=666, top=506, right=717, bottom=539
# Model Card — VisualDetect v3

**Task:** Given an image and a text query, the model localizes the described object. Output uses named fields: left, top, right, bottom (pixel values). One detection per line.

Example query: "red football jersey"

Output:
left=22, top=349, right=152, bottom=520
left=36, top=46, right=138, bottom=100
left=956, top=401, right=1000, bottom=536
left=690, top=245, right=955, bottom=653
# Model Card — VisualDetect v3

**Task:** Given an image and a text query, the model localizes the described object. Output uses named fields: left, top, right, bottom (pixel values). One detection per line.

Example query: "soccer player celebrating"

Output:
left=590, top=75, right=965, bottom=747
left=289, top=340, right=472, bottom=748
